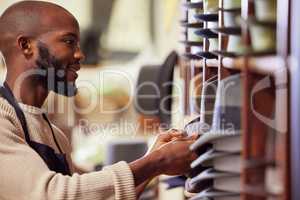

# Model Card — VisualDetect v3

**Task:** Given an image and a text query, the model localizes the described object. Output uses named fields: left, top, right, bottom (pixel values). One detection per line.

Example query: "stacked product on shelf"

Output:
left=249, top=0, right=277, bottom=54
left=181, top=0, right=204, bottom=59
left=179, top=0, right=205, bottom=118
left=194, top=0, right=219, bottom=59
left=212, top=0, right=244, bottom=57
left=184, top=75, right=219, bottom=198
left=188, top=74, right=242, bottom=200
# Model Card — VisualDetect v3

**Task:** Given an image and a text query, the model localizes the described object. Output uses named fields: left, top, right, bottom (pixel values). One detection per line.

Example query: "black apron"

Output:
left=0, top=82, right=71, bottom=175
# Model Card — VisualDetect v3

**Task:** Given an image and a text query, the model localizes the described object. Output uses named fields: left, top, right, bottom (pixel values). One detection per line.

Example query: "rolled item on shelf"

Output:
left=209, top=38, right=219, bottom=52
left=188, top=27, right=204, bottom=42
left=211, top=7, right=242, bottom=36
left=188, top=8, right=203, bottom=23
left=226, top=35, right=243, bottom=52
left=254, top=0, right=277, bottom=22
left=207, top=18, right=218, bottom=29
left=223, top=0, right=241, bottom=10
left=223, top=10, right=241, bottom=27
left=190, top=46, right=203, bottom=55
left=203, top=0, right=219, bottom=14
left=249, top=21, right=276, bottom=52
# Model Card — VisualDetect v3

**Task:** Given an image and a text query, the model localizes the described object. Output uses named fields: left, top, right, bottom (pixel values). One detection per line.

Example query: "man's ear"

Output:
left=17, top=36, right=33, bottom=58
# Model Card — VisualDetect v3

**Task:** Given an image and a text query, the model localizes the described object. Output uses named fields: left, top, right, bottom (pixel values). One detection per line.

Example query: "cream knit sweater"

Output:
left=0, top=97, right=137, bottom=200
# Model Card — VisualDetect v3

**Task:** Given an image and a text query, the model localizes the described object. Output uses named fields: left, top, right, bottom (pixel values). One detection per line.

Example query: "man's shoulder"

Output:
left=0, top=96, right=18, bottom=119
left=0, top=96, right=25, bottom=139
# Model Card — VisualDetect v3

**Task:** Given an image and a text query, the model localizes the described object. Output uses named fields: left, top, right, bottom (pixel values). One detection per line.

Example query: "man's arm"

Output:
left=0, top=107, right=196, bottom=200
left=129, top=138, right=197, bottom=197
left=0, top=114, right=137, bottom=200
left=130, top=152, right=162, bottom=198
left=129, top=150, right=163, bottom=187
left=132, top=131, right=197, bottom=197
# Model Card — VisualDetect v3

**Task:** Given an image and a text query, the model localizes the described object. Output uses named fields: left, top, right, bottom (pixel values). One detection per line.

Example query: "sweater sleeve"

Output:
left=0, top=114, right=136, bottom=200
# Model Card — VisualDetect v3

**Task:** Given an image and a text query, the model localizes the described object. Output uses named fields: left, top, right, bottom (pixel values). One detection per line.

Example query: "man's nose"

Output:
left=74, top=47, right=85, bottom=62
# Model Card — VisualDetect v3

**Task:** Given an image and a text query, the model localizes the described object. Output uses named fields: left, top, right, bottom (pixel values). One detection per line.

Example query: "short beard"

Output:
left=35, top=42, right=77, bottom=97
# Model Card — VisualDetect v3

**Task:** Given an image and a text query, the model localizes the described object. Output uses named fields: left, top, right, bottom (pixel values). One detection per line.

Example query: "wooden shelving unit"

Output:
left=178, top=0, right=294, bottom=199
left=240, top=0, right=290, bottom=199
left=205, top=59, right=219, bottom=68
left=189, top=59, right=218, bottom=68
left=222, top=56, right=285, bottom=76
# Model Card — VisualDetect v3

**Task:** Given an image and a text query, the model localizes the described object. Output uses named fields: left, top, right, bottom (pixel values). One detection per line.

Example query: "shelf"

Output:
left=185, top=56, right=286, bottom=75
left=222, top=56, right=286, bottom=76
left=222, top=57, right=243, bottom=71
left=190, top=60, right=203, bottom=68
left=190, top=59, right=218, bottom=68
left=206, top=59, right=219, bottom=68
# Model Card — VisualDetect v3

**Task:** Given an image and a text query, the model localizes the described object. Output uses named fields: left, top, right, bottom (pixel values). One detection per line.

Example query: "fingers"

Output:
left=168, top=128, right=187, bottom=138
left=171, top=131, right=198, bottom=140
left=190, top=151, right=198, bottom=161
left=172, top=136, right=198, bottom=143
left=158, top=129, right=187, bottom=142
left=157, top=133, right=173, bottom=142
left=175, top=140, right=198, bottom=161
left=188, top=132, right=199, bottom=140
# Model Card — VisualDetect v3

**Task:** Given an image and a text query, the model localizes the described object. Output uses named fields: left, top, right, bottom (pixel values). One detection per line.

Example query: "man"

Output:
left=0, top=1, right=197, bottom=200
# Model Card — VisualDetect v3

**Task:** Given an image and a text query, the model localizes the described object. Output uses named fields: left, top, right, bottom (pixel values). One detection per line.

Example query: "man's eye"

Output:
left=64, top=39, right=76, bottom=45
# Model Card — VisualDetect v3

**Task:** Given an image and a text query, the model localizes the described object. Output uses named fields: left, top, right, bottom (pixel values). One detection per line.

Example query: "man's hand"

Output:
left=152, top=137, right=198, bottom=176
left=147, top=129, right=189, bottom=154
left=129, top=134, right=198, bottom=185
left=131, top=129, right=198, bottom=198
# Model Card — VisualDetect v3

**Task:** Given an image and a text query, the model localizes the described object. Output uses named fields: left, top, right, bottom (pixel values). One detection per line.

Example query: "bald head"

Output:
left=0, top=1, right=79, bottom=61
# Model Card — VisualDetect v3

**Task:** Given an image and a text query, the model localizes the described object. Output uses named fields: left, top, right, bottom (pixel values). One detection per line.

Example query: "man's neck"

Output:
left=5, top=77, right=48, bottom=108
